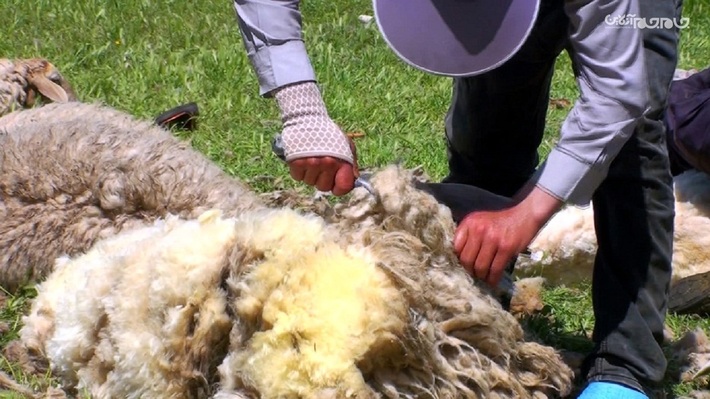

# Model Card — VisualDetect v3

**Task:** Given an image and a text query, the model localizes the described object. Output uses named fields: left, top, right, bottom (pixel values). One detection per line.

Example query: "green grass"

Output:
left=1, top=0, right=710, bottom=397
left=0, top=286, right=46, bottom=399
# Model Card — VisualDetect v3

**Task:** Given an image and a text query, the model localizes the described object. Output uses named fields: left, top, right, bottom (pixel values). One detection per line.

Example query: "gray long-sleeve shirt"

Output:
left=234, top=0, right=650, bottom=206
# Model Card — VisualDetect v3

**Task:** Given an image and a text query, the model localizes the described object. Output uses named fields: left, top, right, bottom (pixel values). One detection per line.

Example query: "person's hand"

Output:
left=289, top=137, right=359, bottom=196
left=274, top=81, right=358, bottom=196
left=453, top=185, right=562, bottom=287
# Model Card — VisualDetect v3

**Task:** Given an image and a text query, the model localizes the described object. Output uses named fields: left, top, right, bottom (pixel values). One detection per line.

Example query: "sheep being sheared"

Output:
left=0, top=58, right=76, bottom=117
left=0, top=101, right=266, bottom=292
left=515, top=168, right=710, bottom=286
left=20, top=166, right=574, bottom=399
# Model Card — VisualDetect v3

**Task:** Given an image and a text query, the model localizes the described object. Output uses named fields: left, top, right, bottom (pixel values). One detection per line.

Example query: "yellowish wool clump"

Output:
left=244, top=249, right=406, bottom=397
left=227, top=209, right=409, bottom=398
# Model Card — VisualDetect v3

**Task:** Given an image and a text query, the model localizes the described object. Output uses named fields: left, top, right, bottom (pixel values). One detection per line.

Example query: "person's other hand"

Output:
left=274, top=81, right=357, bottom=196
left=453, top=185, right=562, bottom=287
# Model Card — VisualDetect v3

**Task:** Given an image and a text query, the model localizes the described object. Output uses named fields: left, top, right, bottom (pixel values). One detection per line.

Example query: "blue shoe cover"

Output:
left=577, top=382, right=649, bottom=399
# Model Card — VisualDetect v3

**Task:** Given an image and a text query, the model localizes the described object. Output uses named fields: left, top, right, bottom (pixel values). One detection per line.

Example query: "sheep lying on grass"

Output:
left=20, top=166, right=574, bottom=399
left=0, top=58, right=76, bottom=116
left=516, top=168, right=710, bottom=286
left=0, top=102, right=266, bottom=292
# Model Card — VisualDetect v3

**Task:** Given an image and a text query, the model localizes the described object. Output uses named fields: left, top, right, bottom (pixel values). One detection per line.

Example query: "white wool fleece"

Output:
left=21, top=211, right=236, bottom=398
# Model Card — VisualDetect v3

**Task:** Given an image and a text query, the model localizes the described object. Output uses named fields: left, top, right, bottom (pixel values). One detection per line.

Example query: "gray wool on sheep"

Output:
left=0, top=102, right=266, bottom=292
left=0, top=59, right=30, bottom=116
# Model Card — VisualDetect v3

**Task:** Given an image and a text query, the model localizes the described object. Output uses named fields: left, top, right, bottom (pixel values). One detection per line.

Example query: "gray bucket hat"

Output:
left=373, top=0, right=541, bottom=77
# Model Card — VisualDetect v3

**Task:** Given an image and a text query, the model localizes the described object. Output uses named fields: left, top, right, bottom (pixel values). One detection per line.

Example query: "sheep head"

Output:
left=20, top=58, right=77, bottom=106
left=0, top=58, right=77, bottom=116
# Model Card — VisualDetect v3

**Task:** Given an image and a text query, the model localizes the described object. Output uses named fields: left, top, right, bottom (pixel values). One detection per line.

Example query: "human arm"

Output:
left=455, top=0, right=650, bottom=286
left=233, top=0, right=357, bottom=194
left=233, top=0, right=316, bottom=96
left=533, top=0, right=649, bottom=205
left=455, top=185, right=562, bottom=286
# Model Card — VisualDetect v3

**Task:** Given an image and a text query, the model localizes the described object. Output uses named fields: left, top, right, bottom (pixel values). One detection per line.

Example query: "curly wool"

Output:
left=21, top=166, right=573, bottom=399
left=329, top=167, right=572, bottom=398
left=0, top=102, right=266, bottom=292
left=21, top=211, right=235, bottom=398
left=0, top=59, right=27, bottom=115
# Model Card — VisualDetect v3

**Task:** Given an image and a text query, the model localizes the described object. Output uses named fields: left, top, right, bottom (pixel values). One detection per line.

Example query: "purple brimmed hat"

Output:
left=373, top=0, right=541, bottom=77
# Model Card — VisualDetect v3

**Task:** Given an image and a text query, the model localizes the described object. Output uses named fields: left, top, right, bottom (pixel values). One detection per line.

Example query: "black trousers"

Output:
left=443, top=0, right=682, bottom=395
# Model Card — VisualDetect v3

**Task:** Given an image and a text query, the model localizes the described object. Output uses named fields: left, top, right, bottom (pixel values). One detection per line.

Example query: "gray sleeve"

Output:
left=532, top=0, right=650, bottom=206
left=233, top=0, right=317, bottom=96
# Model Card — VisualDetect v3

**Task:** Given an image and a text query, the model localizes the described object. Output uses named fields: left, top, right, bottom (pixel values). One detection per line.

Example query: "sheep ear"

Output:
left=27, top=75, right=70, bottom=103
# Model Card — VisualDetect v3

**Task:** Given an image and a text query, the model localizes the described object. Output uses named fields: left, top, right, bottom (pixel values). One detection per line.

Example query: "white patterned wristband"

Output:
left=274, top=82, right=354, bottom=164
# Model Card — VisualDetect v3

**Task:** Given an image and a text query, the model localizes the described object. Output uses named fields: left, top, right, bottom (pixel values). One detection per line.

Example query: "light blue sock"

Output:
left=577, top=382, right=649, bottom=399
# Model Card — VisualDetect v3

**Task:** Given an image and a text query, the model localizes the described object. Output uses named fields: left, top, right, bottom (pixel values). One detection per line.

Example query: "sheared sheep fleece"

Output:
left=21, top=166, right=573, bottom=399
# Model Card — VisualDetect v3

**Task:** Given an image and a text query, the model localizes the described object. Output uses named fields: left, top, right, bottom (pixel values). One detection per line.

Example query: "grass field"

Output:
left=1, top=0, right=710, bottom=397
